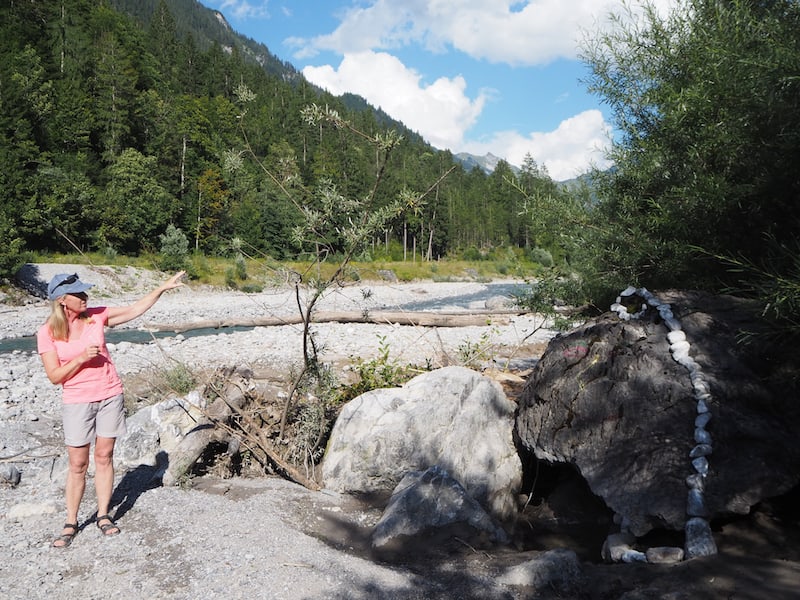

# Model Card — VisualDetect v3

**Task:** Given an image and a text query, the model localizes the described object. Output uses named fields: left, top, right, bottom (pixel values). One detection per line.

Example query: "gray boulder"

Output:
left=496, top=548, right=583, bottom=592
left=117, top=390, right=208, bottom=469
left=516, top=290, right=800, bottom=536
left=371, top=465, right=509, bottom=551
left=322, top=366, right=522, bottom=521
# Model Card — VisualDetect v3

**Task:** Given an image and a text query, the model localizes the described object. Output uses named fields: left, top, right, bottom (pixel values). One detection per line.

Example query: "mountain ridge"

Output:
left=112, top=0, right=557, bottom=178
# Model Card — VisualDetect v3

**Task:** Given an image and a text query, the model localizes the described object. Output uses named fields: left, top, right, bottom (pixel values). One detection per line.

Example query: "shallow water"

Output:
left=0, top=325, right=256, bottom=355
left=0, top=281, right=529, bottom=355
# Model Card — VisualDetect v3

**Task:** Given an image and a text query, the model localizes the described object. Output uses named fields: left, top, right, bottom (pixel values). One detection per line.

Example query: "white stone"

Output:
left=670, top=340, right=691, bottom=355
left=689, top=443, right=713, bottom=458
left=646, top=547, right=684, bottom=564
left=667, top=330, right=686, bottom=344
left=686, top=473, right=706, bottom=491
left=685, top=517, right=718, bottom=558
left=695, top=428, right=712, bottom=445
left=671, top=347, right=690, bottom=362
left=695, top=413, right=712, bottom=428
left=7, top=502, right=58, bottom=520
left=687, top=488, right=710, bottom=517
left=677, top=356, right=700, bottom=372
left=601, top=532, right=636, bottom=563
left=621, top=550, right=648, bottom=563
left=692, top=456, right=709, bottom=475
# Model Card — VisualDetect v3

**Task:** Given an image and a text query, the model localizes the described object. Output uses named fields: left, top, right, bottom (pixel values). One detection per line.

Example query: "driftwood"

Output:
left=220, top=395, right=321, bottom=491
left=144, top=310, right=519, bottom=334
left=161, top=374, right=321, bottom=491
left=161, top=381, right=248, bottom=487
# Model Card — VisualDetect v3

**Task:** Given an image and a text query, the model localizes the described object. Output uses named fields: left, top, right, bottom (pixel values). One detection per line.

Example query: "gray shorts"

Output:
left=62, top=394, right=127, bottom=447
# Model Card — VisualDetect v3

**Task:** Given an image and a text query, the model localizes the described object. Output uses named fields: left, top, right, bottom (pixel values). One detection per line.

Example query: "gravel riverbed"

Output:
left=0, top=267, right=558, bottom=600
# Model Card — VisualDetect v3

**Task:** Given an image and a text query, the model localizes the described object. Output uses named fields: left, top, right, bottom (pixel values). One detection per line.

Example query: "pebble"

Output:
left=692, top=457, right=709, bottom=475
left=646, top=546, right=685, bottom=564
left=694, top=428, right=712, bottom=445
left=687, top=489, right=710, bottom=517
left=685, top=517, right=718, bottom=558
left=695, top=412, right=712, bottom=428
left=689, top=443, right=713, bottom=458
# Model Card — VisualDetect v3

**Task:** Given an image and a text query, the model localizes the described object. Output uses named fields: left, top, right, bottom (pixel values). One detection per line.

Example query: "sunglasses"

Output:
left=67, top=292, right=88, bottom=300
left=52, top=273, right=80, bottom=292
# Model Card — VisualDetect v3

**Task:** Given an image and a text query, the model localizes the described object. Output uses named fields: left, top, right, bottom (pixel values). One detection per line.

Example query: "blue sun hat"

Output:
left=47, top=273, right=95, bottom=300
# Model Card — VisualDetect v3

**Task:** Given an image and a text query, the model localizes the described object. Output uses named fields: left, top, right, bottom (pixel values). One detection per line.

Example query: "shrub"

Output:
left=336, top=336, right=417, bottom=404
left=530, top=247, right=554, bottom=268
left=158, top=225, right=189, bottom=272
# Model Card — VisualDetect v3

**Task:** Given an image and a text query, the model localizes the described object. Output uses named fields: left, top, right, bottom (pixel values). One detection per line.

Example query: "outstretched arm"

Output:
left=107, top=271, right=186, bottom=328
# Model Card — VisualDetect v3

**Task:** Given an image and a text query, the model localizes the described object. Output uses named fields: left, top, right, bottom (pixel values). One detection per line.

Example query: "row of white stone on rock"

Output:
left=611, top=286, right=718, bottom=560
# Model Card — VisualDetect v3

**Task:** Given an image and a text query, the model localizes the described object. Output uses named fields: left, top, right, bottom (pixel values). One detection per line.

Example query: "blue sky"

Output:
left=197, top=1, right=677, bottom=181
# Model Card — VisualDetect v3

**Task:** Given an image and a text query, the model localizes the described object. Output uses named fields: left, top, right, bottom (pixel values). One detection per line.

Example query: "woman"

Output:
left=37, top=270, right=185, bottom=548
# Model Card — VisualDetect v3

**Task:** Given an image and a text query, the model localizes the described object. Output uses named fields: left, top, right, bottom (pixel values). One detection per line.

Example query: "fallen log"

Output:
left=143, top=309, right=521, bottom=333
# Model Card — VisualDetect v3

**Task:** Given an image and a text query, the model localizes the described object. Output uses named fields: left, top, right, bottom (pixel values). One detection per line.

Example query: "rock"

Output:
left=646, top=546, right=685, bottom=564
left=621, top=549, right=648, bottom=563
left=686, top=473, right=705, bottom=491
left=695, top=413, right=711, bottom=428
left=601, top=532, right=637, bottom=563
left=117, top=391, right=208, bottom=469
left=376, top=269, right=398, bottom=282
left=7, top=502, right=58, bottom=519
left=496, top=548, right=582, bottom=591
left=323, top=366, right=522, bottom=521
left=485, top=295, right=514, bottom=310
left=0, top=465, right=21, bottom=487
left=685, top=517, right=718, bottom=558
left=371, top=465, right=508, bottom=552
left=516, top=290, right=800, bottom=536
left=687, top=489, right=709, bottom=517
left=689, top=443, right=713, bottom=458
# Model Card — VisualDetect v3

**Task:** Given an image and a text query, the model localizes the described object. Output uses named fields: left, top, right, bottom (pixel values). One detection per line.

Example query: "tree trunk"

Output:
left=145, top=309, right=519, bottom=334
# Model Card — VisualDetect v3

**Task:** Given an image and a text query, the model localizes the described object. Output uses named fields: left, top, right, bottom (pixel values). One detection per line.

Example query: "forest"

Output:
left=0, top=0, right=570, bottom=274
left=1, top=0, right=799, bottom=333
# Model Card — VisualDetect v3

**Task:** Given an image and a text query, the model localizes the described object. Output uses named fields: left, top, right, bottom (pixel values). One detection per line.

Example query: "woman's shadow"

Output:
left=108, top=450, right=169, bottom=521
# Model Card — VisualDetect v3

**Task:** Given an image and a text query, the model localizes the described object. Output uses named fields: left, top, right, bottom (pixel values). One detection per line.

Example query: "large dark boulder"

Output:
left=516, top=290, right=800, bottom=536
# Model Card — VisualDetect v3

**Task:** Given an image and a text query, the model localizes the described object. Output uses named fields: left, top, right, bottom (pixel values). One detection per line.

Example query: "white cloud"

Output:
left=303, top=52, right=487, bottom=150
left=292, top=0, right=680, bottom=66
left=210, top=1, right=269, bottom=20
left=461, top=110, right=613, bottom=181
left=303, top=50, right=612, bottom=181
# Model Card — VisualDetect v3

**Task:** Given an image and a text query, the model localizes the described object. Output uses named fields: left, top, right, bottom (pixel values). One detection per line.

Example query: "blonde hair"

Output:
left=46, top=299, right=69, bottom=341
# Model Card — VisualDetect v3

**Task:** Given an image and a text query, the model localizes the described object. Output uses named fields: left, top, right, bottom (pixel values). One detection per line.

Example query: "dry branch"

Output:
left=161, top=381, right=248, bottom=487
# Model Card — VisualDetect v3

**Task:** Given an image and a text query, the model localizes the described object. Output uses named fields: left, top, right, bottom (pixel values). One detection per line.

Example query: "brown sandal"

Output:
left=53, top=523, right=78, bottom=548
left=96, top=514, right=120, bottom=536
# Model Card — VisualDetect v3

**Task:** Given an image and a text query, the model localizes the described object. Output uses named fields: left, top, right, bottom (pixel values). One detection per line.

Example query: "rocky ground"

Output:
left=1, top=264, right=799, bottom=599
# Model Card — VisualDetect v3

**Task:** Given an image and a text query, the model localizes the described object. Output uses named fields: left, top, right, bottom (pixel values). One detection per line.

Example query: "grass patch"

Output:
left=28, top=253, right=541, bottom=288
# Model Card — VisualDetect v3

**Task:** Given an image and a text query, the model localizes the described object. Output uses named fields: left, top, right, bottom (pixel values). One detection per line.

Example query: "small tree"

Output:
left=224, top=86, right=453, bottom=485
left=158, top=224, right=189, bottom=272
